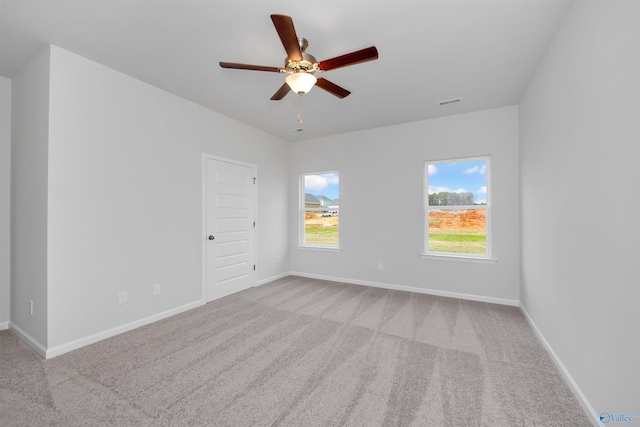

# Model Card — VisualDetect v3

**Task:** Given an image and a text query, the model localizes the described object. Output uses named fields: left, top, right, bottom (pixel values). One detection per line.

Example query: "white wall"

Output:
left=290, top=106, right=520, bottom=303
left=0, top=76, right=11, bottom=328
left=520, top=0, right=640, bottom=420
left=14, top=45, right=289, bottom=354
left=10, top=47, right=51, bottom=348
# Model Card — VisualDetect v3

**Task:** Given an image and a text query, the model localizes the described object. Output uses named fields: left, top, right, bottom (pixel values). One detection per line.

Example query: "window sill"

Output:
left=420, top=253, right=497, bottom=264
left=297, top=245, right=342, bottom=252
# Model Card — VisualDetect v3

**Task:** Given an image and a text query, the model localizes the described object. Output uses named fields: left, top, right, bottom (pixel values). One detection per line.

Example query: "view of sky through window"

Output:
left=428, top=159, right=487, bottom=205
left=305, top=172, right=339, bottom=199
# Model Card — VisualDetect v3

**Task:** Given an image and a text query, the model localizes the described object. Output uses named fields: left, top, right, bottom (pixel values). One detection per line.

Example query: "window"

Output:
left=424, top=157, right=492, bottom=260
left=300, top=171, right=339, bottom=248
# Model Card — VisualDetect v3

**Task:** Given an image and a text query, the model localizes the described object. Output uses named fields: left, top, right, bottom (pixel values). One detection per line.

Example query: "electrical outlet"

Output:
left=118, top=291, right=128, bottom=305
left=153, top=283, right=161, bottom=296
left=378, top=262, right=384, bottom=271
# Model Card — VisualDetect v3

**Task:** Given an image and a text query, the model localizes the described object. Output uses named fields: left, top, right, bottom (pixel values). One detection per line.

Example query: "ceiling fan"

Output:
left=220, top=14, right=379, bottom=100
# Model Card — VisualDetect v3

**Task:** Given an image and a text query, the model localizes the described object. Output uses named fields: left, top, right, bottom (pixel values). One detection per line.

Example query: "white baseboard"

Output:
left=0, top=320, right=9, bottom=330
left=289, top=271, right=519, bottom=307
left=257, top=271, right=290, bottom=287
left=9, top=322, right=48, bottom=358
left=519, top=304, right=599, bottom=427
left=45, top=299, right=206, bottom=359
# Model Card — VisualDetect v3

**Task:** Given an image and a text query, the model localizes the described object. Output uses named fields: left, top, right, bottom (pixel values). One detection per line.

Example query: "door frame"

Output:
left=201, top=153, right=258, bottom=302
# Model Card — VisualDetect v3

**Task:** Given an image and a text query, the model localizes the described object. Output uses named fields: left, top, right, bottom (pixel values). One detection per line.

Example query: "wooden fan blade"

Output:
left=318, top=46, right=379, bottom=71
left=270, top=83, right=291, bottom=100
left=219, top=62, right=281, bottom=73
left=271, top=14, right=303, bottom=62
left=315, top=78, right=351, bottom=99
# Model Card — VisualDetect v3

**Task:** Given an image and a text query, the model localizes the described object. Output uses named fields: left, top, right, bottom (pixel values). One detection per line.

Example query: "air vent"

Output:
left=439, top=98, right=462, bottom=106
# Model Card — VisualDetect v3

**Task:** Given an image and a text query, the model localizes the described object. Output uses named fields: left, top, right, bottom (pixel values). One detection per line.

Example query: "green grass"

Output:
left=305, top=226, right=339, bottom=246
left=428, top=228, right=486, bottom=254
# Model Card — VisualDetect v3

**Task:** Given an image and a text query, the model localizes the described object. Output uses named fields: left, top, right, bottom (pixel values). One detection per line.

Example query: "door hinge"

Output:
left=253, top=265, right=256, bottom=271
left=253, top=177, right=256, bottom=184
left=253, top=221, right=255, bottom=227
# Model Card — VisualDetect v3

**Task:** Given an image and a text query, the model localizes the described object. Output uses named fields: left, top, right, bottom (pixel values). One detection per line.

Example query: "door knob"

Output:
left=208, top=235, right=215, bottom=240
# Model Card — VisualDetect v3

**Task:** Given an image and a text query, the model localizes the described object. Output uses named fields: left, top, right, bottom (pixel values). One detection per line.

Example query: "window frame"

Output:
left=421, top=156, right=496, bottom=263
left=298, top=170, right=341, bottom=250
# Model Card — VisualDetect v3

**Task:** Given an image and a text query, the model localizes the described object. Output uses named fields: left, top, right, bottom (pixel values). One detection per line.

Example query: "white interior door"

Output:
left=206, top=157, right=256, bottom=302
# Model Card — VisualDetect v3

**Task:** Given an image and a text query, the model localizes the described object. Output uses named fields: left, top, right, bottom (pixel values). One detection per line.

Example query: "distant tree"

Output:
left=429, top=191, right=475, bottom=206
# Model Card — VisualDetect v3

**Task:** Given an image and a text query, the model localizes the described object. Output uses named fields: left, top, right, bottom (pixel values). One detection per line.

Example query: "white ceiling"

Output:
left=0, top=0, right=571, bottom=142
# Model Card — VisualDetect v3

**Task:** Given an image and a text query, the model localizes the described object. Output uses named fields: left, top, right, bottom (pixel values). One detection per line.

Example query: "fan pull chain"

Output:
left=297, top=94, right=304, bottom=126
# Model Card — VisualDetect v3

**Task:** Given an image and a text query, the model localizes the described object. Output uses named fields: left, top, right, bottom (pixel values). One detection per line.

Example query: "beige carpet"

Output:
left=1, top=276, right=592, bottom=426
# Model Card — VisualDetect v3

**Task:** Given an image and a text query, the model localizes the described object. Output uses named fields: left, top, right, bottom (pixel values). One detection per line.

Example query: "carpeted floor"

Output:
left=1, top=276, right=592, bottom=426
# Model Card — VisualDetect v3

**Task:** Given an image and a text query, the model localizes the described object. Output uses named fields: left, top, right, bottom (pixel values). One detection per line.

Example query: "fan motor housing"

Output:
left=284, top=38, right=318, bottom=73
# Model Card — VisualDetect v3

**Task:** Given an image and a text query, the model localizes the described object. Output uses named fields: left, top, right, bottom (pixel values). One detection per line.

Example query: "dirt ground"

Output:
left=429, top=210, right=486, bottom=230
left=306, top=212, right=338, bottom=227
left=306, top=211, right=484, bottom=230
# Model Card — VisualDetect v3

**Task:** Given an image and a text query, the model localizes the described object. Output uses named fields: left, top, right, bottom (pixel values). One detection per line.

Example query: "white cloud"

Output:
left=428, top=164, right=437, bottom=175
left=478, top=186, right=487, bottom=194
left=463, top=164, right=487, bottom=174
left=305, top=173, right=338, bottom=192
left=325, top=173, right=339, bottom=185
left=463, top=166, right=479, bottom=174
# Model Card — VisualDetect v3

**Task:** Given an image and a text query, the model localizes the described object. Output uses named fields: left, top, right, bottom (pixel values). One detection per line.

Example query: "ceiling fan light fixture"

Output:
left=285, top=72, right=317, bottom=94
left=220, top=15, right=378, bottom=100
